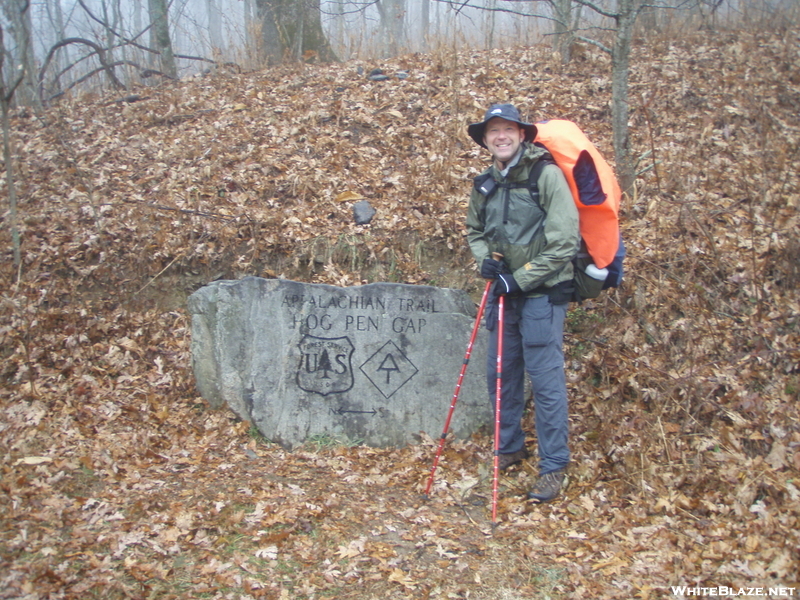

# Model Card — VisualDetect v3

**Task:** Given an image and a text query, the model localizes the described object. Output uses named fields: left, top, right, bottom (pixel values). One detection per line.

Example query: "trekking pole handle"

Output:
left=489, top=253, right=506, bottom=281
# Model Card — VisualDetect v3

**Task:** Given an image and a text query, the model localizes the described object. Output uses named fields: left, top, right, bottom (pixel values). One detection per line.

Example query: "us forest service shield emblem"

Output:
left=296, top=335, right=355, bottom=396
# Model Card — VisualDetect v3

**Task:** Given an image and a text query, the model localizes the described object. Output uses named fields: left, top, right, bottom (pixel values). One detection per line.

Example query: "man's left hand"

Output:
left=491, top=273, right=522, bottom=301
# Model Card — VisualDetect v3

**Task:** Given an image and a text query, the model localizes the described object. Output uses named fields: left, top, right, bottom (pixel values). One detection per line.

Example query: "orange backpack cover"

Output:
left=534, top=120, right=621, bottom=269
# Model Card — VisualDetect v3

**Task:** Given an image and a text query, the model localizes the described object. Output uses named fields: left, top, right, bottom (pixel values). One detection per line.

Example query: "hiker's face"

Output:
left=484, top=118, right=524, bottom=166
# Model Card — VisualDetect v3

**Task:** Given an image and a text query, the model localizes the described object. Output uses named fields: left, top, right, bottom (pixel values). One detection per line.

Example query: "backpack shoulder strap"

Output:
left=526, top=154, right=554, bottom=213
left=473, top=153, right=555, bottom=203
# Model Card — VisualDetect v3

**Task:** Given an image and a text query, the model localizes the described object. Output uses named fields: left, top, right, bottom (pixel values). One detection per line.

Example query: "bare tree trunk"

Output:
left=148, top=0, right=177, bottom=77
left=486, top=0, right=497, bottom=49
left=639, top=4, right=658, bottom=32
left=100, top=0, right=119, bottom=64
left=420, top=0, right=430, bottom=50
left=1, top=98, right=19, bottom=271
left=611, top=0, right=637, bottom=194
left=551, top=0, right=577, bottom=63
left=49, top=0, right=69, bottom=85
left=207, top=0, right=224, bottom=56
left=255, top=0, right=337, bottom=65
left=377, top=0, right=406, bottom=57
left=1, top=0, right=37, bottom=107
left=131, top=0, right=146, bottom=74
left=254, top=0, right=284, bottom=64
left=334, top=0, right=345, bottom=57
left=103, top=0, right=132, bottom=83
left=0, top=23, right=24, bottom=273
left=293, top=0, right=337, bottom=62
left=294, top=11, right=304, bottom=61
left=243, top=0, right=257, bottom=65
left=133, top=0, right=143, bottom=34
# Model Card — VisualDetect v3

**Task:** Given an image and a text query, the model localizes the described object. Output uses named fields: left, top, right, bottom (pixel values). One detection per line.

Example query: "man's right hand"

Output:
left=480, top=257, right=506, bottom=280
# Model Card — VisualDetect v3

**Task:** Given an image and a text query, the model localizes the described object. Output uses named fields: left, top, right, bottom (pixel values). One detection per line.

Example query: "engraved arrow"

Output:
left=333, top=408, right=378, bottom=416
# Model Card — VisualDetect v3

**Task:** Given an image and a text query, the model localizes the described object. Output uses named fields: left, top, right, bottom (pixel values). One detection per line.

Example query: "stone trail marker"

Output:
left=188, top=277, right=490, bottom=448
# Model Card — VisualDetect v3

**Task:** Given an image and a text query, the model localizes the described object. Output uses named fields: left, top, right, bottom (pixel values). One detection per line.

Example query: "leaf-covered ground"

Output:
left=1, top=27, right=799, bottom=599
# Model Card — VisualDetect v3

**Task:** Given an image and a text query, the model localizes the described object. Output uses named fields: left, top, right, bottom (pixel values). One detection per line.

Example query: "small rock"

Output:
left=353, top=200, right=376, bottom=225
left=368, top=68, right=389, bottom=82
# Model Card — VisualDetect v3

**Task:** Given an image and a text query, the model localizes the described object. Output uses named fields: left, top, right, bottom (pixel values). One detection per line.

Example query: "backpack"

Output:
left=475, top=119, right=625, bottom=302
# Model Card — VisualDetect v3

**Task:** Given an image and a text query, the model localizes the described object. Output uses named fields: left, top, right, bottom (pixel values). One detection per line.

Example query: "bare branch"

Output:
left=576, top=34, right=612, bottom=54
left=46, top=61, right=151, bottom=103
left=320, top=0, right=381, bottom=17
left=38, top=37, right=126, bottom=103
left=76, top=0, right=153, bottom=48
left=432, top=0, right=552, bottom=19
left=74, top=0, right=217, bottom=64
left=571, top=0, right=620, bottom=19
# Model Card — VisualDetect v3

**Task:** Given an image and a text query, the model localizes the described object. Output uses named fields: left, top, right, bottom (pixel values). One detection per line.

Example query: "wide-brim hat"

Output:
left=467, top=104, right=537, bottom=148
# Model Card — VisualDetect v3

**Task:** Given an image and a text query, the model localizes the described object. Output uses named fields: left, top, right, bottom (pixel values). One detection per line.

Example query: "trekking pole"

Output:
left=491, top=292, right=505, bottom=531
left=424, top=279, right=492, bottom=499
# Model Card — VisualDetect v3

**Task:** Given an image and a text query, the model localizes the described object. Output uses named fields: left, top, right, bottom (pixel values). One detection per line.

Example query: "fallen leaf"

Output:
left=14, top=456, right=53, bottom=466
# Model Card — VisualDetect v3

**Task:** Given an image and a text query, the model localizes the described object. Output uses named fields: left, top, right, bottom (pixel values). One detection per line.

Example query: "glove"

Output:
left=490, top=273, right=522, bottom=302
left=480, top=257, right=506, bottom=280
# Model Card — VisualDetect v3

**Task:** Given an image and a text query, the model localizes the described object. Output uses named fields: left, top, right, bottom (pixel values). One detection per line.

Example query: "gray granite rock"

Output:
left=188, top=277, right=490, bottom=448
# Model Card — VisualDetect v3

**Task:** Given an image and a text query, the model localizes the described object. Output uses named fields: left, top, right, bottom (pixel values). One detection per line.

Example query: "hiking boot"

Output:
left=497, top=448, right=529, bottom=471
left=527, top=469, right=565, bottom=503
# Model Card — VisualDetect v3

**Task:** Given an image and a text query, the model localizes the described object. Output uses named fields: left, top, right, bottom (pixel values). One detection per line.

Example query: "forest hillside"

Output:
left=1, top=27, right=798, bottom=599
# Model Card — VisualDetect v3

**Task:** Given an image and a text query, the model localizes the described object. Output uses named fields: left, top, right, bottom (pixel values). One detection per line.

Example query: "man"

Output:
left=465, top=104, right=580, bottom=503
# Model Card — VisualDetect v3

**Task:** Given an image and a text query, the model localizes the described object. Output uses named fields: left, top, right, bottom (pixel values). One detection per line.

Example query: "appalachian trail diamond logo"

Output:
left=360, top=340, right=418, bottom=399
left=296, top=335, right=355, bottom=396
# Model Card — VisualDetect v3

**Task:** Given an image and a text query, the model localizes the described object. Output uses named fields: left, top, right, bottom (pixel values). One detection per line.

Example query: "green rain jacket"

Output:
left=466, top=142, right=580, bottom=295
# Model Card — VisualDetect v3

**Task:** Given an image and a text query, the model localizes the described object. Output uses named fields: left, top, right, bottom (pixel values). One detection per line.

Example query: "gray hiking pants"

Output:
left=485, top=294, right=570, bottom=475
